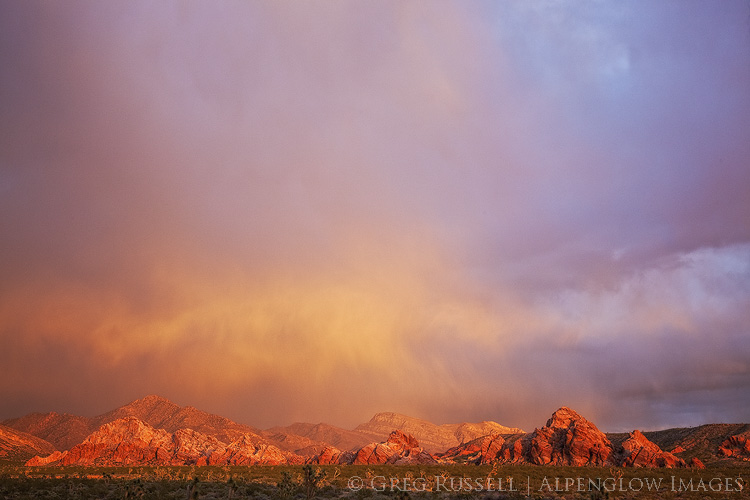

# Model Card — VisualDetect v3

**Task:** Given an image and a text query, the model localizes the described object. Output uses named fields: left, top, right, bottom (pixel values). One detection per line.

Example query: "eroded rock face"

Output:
left=25, top=450, right=66, bottom=466
left=209, top=434, right=293, bottom=465
left=619, top=430, right=686, bottom=468
left=351, top=431, right=436, bottom=465
left=353, top=442, right=397, bottom=464
left=689, top=457, right=705, bottom=469
left=384, top=430, right=420, bottom=453
left=25, top=417, right=299, bottom=466
left=335, top=408, right=707, bottom=469
left=527, top=407, right=615, bottom=466
left=438, top=408, right=616, bottom=467
left=440, top=434, right=506, bottom=464
left=53, top=417, right=173, bottom=466
left=7, top=395, right=266, bottom=453
left=171, top=428, right=225, bottom=465
left=499, top=436, right=526, bottom=463
left=0, top=424, right=56, bottom=463
left=308, top=446, right=354, bottom=465
left=22, top=404, right=729, bottom=469
left=718, top=433, right=750, bottom=459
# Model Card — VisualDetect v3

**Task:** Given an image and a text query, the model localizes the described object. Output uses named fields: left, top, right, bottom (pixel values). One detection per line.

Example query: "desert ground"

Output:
left=1, top=464, right=747, bottom=500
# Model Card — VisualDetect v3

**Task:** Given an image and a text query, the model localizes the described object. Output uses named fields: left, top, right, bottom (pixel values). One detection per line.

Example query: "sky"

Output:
left=1, top=1, right=749, bottom=433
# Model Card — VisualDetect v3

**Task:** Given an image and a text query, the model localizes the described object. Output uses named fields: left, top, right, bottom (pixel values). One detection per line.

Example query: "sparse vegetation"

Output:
left=0, top=464, right=746, bottom=499
left=302, top=464, right=327, bottom=500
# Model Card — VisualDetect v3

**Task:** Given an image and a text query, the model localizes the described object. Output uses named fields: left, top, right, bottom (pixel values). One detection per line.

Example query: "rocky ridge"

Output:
left=311, top=430, right=437, bottom=465
left=10, top=396, right=750, bottom=467
left=618, top=430, right=685, bottom=467
left=92, top=395, right=263, bottom=445
left=0, top=424, right=56, bottom=463
left=354, top=412, right=523, bottom=454
left=26, top=417, right=300, bottom=466
left=3, top=412, right=93, bottom=451
left=440, top=407, right=701, bottom=468
left=352, top=430, right=437, bottom=465
left=527, top=406, right=614, bottom=466
left=718, top=431, right=750, bottom=460
left=4, top=395, right=263, bottom=451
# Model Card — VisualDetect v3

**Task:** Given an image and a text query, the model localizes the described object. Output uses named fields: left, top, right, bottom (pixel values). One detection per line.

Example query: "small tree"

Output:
left=276, top=471, right=297, bottom=500
left=302, top=464, right=326, bottom=500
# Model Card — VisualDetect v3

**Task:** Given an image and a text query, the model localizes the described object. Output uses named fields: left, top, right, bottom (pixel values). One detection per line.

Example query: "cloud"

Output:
left=420, top=244, right=750, bottom=430
left=1, top=1, right=749, bottom=431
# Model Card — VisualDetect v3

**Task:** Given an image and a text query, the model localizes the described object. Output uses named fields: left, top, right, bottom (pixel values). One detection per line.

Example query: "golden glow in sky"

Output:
left=1, top=1, right=749, bottom=431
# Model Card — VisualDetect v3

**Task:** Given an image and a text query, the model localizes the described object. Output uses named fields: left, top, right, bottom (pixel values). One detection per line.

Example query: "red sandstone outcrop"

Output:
left=718, top=432, right=750, bottom=459
left=25, top=417, right=300, bottom=466
left=352, top=438, right=398, bottom=464
left=619, top=430, right=686, bottom=468
left=92, top=395, right=263, bottom=445
left=689, top=457, right=705, bottom=469
left=12, top=397, right=750, bottom=467
left=170, top=428, right=225, bottom=465
left=212, top=434, right=303, bottom=465
left=54, top=417, right=173, bottom=465
left=436, top=408, right=614, bottom=466
left=499, top=435, right=526, bottom=463
left=6, top=395, right=264, bottom=453
left=526, top=407, right=615, bottom=466
left=349, top=431, right=436, bottom=465
left=438, top=407, right=693, bottom=468
left=308, top=445, right=354, bottom=465
left=26, top=450, right=66, bottom=466
left=439, top=433, right=506, bottom=464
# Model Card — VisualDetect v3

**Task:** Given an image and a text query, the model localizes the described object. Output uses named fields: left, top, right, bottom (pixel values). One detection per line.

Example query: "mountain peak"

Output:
left=545, top=407, right=589, bottom=429
left=125, top=395, right=179, bottom=411
left=367, top=412, right=418, bottom=425
left=93, top=395, right=180, bottom=428
left=141, top=394, right=173, bottom=403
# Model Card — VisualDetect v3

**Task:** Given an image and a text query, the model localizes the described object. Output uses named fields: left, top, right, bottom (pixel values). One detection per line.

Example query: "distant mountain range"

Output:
left=0, top=424, right=56, bottom=463
left=2, top=395, right=749, bottom=467
left=2, top=395, right=262, bottom=452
